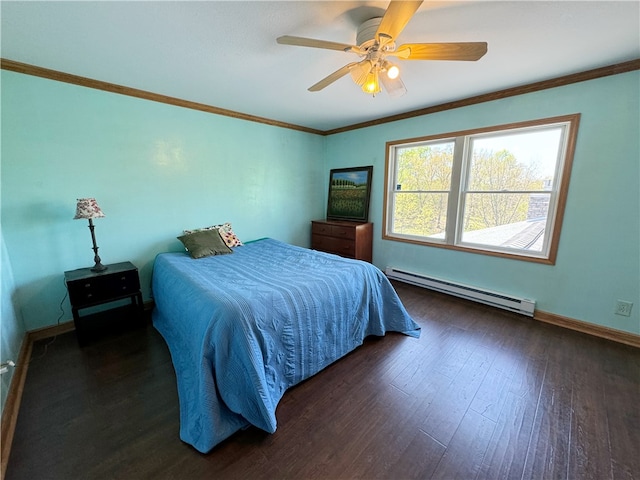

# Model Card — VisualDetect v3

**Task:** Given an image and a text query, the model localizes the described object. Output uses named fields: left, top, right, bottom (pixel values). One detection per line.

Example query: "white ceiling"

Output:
left=2, top=1, right=639, bottom=132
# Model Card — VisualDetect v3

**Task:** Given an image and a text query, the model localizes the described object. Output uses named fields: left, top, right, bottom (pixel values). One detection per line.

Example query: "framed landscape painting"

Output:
left=327, top=166, right=373, bottom=222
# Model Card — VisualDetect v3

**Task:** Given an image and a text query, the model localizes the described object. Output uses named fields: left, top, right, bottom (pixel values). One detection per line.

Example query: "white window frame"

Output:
left=383, top=114, right=581, bottom=264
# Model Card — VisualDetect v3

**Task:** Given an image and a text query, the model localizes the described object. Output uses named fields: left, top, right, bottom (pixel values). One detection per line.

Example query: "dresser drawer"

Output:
left=67, top=269, right=140, bottom=307
left=312, top=234, right=356, bottom=257
left=312, top=222, right=356, bottom=240
left=312, top=222, right=332, bottom=236
left=329, top=225, right=356, bottom=240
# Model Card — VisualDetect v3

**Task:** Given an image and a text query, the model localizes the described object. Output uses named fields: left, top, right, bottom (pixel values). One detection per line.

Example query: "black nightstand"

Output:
left=64, top=261, right=144, bottom=345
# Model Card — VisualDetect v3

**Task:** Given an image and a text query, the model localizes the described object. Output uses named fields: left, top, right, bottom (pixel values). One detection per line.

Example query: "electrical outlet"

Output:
left=0, top=360, right=15, bottom=375
left=614, top=300, right=633, bottom=317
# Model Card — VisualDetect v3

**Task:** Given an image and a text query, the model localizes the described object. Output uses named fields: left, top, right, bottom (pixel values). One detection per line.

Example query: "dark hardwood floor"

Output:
left=6, top=282, right=640, bottom=479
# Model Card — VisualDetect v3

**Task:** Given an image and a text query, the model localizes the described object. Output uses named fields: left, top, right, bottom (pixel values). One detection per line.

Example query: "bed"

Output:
left=152, top=237, right=420, bottom=453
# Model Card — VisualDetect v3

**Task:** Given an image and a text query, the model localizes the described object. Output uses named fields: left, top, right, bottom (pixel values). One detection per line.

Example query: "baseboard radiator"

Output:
left=385, top=267, right=536, bottom=317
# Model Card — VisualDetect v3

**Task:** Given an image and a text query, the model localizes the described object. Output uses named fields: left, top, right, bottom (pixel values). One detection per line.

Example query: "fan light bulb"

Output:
left=386, top=64, right=400, bottom=79
left=362, top=71, right=381, bottom=95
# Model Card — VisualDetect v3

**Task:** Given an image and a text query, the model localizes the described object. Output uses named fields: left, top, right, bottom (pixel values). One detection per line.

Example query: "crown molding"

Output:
left=324, top=58, right=640, bottom=135
left=0, top=58, right=324, bottom=136
left=2, top=57, right=639, bottom=136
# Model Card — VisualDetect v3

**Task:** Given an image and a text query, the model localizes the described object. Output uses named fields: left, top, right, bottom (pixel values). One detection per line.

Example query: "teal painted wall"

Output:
left=1, top=70, right=325, bottom=332
left=1, top=65, right=638, bottom=380
left=326, top=71, right=640, bottom=335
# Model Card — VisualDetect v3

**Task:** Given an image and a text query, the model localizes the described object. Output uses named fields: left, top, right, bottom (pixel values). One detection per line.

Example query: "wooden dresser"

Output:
left=311, top=220, right=373, bottom=262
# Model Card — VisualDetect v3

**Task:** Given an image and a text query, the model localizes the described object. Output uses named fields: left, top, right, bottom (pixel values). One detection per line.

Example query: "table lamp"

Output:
left=74, top=198, right=107, bottom=272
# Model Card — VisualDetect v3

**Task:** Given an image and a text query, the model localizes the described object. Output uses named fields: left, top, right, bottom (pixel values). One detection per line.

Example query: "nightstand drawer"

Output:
left=67, top=270, right=140, bottom=307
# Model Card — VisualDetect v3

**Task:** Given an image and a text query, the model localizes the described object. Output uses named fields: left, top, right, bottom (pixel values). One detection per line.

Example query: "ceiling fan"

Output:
left=277, top=0, right=487, bottom=97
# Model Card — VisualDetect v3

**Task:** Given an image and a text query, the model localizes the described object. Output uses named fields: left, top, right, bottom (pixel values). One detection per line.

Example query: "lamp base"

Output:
left=86, top=219, right=107, bottom=272
left=91, top=262, right=108, bottom=273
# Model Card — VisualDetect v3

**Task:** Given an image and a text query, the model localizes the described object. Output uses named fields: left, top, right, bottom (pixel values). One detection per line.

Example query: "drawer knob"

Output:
left=84, top=283, right=91, bottom=288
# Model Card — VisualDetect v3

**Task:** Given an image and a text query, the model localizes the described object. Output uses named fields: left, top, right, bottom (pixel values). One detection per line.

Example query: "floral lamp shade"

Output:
left=73, top=198, right=106, bottom=219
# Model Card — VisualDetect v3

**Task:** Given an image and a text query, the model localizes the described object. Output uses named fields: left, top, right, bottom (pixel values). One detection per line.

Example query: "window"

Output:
left=383, top=114, right=580, bottom=264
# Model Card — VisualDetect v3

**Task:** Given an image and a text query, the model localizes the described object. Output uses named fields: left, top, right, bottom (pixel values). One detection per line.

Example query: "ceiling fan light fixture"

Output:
left=277, top=0, right=488, bottom=97
left=384, top=61, right=400, bottom=79
left=362, top=71, right=381, bottom=95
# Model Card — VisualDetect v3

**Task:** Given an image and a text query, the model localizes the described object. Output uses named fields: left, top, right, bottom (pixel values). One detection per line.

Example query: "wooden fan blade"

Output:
left=395, top=42, right=488, bottom=61
left=277, top=35, right=355, bottom=52
left=376, top=1, right=423, bottom=41
left=308, top=63, right=359, bottom=92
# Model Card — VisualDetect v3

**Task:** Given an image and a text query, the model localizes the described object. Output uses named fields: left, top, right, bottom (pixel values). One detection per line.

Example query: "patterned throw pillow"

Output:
left=183, top=222, right=243, bottom=248
left=214, top=222, right=243, bottom=248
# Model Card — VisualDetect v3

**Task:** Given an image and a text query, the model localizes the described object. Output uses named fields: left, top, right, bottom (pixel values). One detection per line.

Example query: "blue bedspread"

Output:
left=152, top=238, right=420, bottom=452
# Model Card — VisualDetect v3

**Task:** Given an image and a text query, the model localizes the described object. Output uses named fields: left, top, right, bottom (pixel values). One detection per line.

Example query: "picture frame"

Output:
left=326, top=166, right=373, bottom=222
